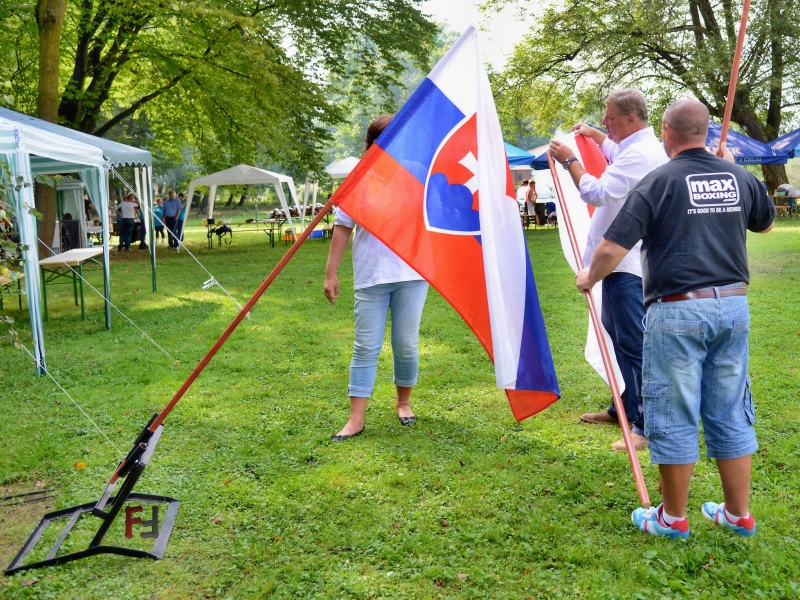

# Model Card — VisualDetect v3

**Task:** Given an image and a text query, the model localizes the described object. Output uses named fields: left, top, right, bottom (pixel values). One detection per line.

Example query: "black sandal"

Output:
left=331, top=426, right=365, bottom=442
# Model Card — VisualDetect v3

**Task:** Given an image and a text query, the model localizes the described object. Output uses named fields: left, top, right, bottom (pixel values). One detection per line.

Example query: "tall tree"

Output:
left=2, top=0, right=436, bottom=175
left=34, top=0, right=67, bottom=254
left=493, top=0, right=799, bottom=189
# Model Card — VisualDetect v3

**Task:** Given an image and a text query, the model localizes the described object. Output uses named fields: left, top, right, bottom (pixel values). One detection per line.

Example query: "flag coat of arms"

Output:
left=330, top=26, right=559, bottom=421
left=549, top=134, right=625, bottom=391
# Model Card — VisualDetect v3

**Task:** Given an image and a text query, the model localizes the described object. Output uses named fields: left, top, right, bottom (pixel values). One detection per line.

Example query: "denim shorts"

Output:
left=642, top=285, right=757, bottom=464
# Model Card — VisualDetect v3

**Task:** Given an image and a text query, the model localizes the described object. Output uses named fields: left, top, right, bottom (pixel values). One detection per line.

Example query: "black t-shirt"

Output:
left=604, top=148, right=775, bottom=305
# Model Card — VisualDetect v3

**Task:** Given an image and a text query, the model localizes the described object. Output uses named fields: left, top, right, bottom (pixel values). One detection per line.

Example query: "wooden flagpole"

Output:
left=548, top=152, right=650, bottom=507
left=104, top=201, right=335, bottom=486
left=719, top=0, right=753, bottom=145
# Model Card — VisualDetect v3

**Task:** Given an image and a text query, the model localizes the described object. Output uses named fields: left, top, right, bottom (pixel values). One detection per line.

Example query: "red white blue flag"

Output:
left=330, top=27, right=559, bottom=421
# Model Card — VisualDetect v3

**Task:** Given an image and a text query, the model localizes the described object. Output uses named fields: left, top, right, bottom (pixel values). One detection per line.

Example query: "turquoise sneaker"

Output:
left=631, top=504, right=690, bottom=539
left=701, top=502, right=756, bottom=536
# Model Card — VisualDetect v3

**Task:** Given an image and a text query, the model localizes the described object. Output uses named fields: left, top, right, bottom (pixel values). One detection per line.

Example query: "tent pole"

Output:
left=147, top=166, right=157, bottom=292
left=548, top=152, right=650, bottom=507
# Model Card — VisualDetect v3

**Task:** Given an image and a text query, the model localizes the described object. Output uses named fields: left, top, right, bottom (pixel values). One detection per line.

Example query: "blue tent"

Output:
left=505, top=142, right=536, bottom=167
left=768, top=128, right=800, bottom=159
left=706, top=122, right=788, bottom=165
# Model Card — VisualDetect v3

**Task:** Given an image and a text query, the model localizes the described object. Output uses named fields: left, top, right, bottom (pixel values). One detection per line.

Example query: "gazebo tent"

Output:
left=185, top=165, right=300, bottom=236
left=505, top=143, right=536, bottom=167
left=0, top=107, right=157, bottom=293
left=768, top=128, right=800, bottom=159
left=0, top=116, right=106, bottom=374
left=325, top=157, right=360, bottom=179
left=706, top=122, right=788, bottom=165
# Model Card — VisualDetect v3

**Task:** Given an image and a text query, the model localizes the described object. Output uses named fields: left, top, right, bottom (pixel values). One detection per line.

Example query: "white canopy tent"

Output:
left=0, top=116, right=106, bottom=374
left=0, top=108, right=155, bottom=375
left=186, top=165, right=300, bottom=239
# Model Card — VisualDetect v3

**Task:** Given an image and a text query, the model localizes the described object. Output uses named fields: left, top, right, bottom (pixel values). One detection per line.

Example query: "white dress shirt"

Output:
left=334, top=208, right=423, bottom=290
left=578, top=126, right=669, bottom=276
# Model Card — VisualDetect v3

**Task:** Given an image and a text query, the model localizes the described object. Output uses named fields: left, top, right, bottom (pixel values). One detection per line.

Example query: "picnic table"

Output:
left=772, top=194, right=798, bottom=218
left=0, top=272, right=24, bottom=310
left=39, top=248, right=106, bottom=321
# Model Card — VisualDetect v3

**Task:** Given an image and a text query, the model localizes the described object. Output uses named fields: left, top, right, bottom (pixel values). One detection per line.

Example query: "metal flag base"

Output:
left=5, top=421, right=179, bottom=576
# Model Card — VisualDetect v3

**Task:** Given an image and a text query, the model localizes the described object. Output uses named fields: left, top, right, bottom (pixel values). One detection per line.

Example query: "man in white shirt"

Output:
left=550, top=89, right=669, bottom=452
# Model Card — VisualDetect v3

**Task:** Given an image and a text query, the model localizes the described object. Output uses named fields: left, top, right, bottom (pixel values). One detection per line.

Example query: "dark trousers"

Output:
left=534, top=203, right=547, bottom=226
left=165, top=216, right=179, bottom=248
left=119, top=218, right=135, bottom=250
left=601, top=272, right=646, bottom=435
left=155, top=226, right=165, bottom=240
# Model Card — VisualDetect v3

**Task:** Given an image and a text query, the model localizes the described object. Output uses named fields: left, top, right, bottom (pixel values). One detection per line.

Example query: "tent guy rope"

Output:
left=18, top=342, right=124, bottom=457
left=109, top=167, right=249, bottom=318
left=36, top=238, right=179, bottom=364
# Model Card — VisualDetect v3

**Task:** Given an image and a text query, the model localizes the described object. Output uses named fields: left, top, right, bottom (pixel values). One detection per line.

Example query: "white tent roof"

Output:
left=190, top=164, right=295, bottom=187
left=185, top=164, right=300, bottom=237
left=325, top=157, right=360, bottom=179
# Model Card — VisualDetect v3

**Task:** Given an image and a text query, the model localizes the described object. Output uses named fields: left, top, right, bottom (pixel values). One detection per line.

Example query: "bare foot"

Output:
left=335, top=418, right=364, bottom=438
left=396, top=401, right=415, bottom=420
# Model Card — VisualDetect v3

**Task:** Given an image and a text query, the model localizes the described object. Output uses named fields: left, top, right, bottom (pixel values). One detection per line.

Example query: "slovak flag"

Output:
left=330, top=26, right=559, bottom=421
left=549, top=134, right=625, bottom=391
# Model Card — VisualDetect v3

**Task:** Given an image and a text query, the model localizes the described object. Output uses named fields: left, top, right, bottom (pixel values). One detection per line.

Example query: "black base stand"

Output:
left=5, top=424, right=179, bottom=575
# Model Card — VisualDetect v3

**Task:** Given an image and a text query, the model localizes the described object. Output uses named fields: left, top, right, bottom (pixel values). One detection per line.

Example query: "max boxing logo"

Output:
left=424, top=114, right=481, bottom=235
left=686, top=173, right=740, bottom=207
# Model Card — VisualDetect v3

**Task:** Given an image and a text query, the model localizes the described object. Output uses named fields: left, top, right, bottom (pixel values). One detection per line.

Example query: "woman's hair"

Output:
left=365, top=115, right=394, bottom=151
left=62, top=213, right=73, bottom=220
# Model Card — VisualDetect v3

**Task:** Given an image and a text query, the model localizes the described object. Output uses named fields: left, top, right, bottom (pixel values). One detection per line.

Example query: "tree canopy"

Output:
left=492, top=0, right=799, bottom=187
left=0, top=0, right=437, bottom=176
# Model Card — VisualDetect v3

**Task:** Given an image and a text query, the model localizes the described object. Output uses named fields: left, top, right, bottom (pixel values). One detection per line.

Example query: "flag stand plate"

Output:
left=5, top=424, right=179, bottom=575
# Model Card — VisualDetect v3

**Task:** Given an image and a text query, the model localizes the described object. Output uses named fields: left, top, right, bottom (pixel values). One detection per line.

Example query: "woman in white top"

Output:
left=323, top=115, right=429, bottom=441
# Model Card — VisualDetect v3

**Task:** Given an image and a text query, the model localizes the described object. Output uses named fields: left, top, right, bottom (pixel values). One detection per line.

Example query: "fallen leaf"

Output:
left=21, top=579, right=38, bottom=586
left=132, top=288, right=140, bottom=293
left=74, top=461, right=87, bottom=470
left=252, top=326, right=259, bottom=331
left=543, top=488, right=552, bottom=494
left=245, top=469, right=255, bottom=474
left=500, top=434, right=508, bottom=441
left=35, top=480, right=46, bottom=488
left=701, top=563, right=712, bottom=569
left=605, top=482, right=614, bottom=487
left=85, top=371, right=91, bottom=376
left=273, top=535, right=281, bottom=541
left=457, top=573, right=468, bottom=579
left=433, top=579, right=444, bottom=587
left=213, top=517, right=223, bottom=524
left=459, top=459, right=465, bottom=467
left=224, top=479, right=233, bottom=485
left=524, top=569, right=531, bottom=574
left=439, top=519, right=449, bottom=527
left=1, top=581, right=11, bottom=587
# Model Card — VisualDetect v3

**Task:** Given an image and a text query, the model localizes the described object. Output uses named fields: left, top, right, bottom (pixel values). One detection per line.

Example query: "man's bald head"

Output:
left=663, top=100, right=709, bottom=144
left=661, top=99, right=710, bottom=158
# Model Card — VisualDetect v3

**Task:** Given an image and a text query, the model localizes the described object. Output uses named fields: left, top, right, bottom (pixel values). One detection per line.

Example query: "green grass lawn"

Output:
left=1, top=218, right=799, bottom=599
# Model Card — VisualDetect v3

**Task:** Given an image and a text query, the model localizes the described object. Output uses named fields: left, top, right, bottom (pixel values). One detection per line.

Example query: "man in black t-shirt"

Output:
left=576, top=99, right=774, bottom=540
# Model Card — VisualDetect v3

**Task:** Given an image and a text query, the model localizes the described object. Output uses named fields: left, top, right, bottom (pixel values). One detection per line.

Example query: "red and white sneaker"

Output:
left=701, top=502, right=756, bottom=537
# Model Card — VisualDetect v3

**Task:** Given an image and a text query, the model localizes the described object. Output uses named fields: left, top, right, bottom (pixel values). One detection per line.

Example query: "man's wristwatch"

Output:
left=562, top=157, right=578, bottom=170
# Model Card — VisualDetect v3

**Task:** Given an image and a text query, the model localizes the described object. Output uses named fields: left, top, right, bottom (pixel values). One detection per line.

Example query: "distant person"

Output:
left=777, top=182, right=798, bottom=217
left=62, top=213, right=73, bottom=220
left=176, top=192, right=187, bottom=243
left=163, top=189, right=182, bottom=249
left=324, top=114, right=428, bottom=441
left=550, top=88, right=669, bottom=452
left=525, top=180, right=538, bottom=224
left=153, top=197, right=165, bottom=243
left=132, top=195, right=148, bottom=250
left=577, top=99, right=775, bottom=539
left=83, top=191, right=95, bottom=223
left=117, top=193, right=139, bottom=251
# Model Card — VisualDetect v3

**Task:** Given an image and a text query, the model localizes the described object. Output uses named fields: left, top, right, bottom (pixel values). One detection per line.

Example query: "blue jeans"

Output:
left=601, top=272, right=646, bottom=436
left=643, top=285, right=757, bottom=464
left=119, top=218, right=135, bottom=250
left=348, top=280, right=429, bottom=398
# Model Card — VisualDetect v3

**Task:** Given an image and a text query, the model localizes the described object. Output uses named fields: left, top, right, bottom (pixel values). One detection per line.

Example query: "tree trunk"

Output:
left=237, top=194, right=247, bottom=207
left=35, top=0, right=67, bottom=257
left=225, top=192, right=233, bottom=208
